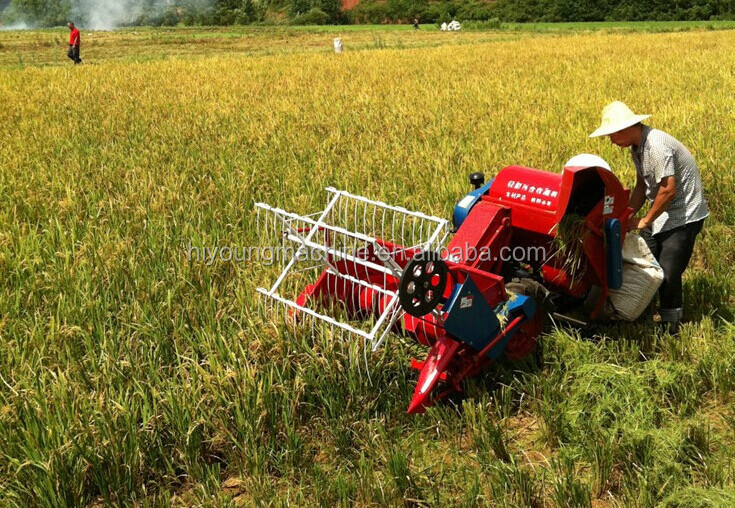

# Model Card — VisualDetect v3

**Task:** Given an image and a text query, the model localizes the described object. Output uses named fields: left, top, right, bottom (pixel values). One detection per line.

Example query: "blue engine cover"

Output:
left=443, top=275, right=535, bottom=358
left=452, top=180, right=493, bottom=230
left=443, top=277, right=500, bottom=351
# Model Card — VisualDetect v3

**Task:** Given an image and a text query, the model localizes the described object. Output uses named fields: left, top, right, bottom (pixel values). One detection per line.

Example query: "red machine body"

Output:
left=485, top=165, right=633, bottom=299
left=279, top=163, right=634, bottom=413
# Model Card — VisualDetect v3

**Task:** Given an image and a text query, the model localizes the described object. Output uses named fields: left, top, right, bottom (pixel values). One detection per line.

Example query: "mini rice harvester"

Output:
left=255, top=162, right=634, bottom=413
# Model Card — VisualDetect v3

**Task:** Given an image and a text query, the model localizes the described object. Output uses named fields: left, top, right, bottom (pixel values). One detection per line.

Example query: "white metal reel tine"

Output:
left=341, top=194, right=346, bottom=227
left=277, top=210, right=284, bottom=246
left=256, top=205, right=262, bottom=238
left=344, top=271, right=352, bottom=322
left=353, top=198, right=359, bottom=236
left=270, top=209, right=277, bottom=245
left=351, top=271, right=358, bottom=321
left=260, top=206, right=268, bottom=239
left=343, top=271, right=349, bottom=320
left=371, top=201, right=377, bottom=238
left=380, top=206, right=387, bottom=245
left=346, top=197, right=352, bottom=233
left=401, top=214, right=407, bottom=248
left=340, top=195, right=347, bottom=233
left=419, top=217, right=425, bottom=248
left=362, top=199, right=368, bottom=237
left=259, top=206, right=267, bottom=240
left=351, top=233, right=358, bottom=301
left=354, top=197, right=359, bottom=235
left=357, top=196, right=363, bottom=234
left=386, top=210, right=396, bottom=242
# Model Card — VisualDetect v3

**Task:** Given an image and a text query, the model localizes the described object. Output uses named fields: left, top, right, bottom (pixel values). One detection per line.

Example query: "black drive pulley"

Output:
left=398, top=252, right=448, bottom=317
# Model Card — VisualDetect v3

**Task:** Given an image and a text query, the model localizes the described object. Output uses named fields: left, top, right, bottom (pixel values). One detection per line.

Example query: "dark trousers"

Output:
left=67, top=45, right=81, bottom=64
left=641, top=219, right=704, bottom=321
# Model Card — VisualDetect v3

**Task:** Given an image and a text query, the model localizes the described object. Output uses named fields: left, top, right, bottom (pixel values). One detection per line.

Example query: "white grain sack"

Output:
left=608, top=233, right=664, bottom=321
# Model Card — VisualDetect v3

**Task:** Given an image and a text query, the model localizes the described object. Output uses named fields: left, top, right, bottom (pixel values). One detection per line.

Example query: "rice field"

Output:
left=1, top=24, right=735, bottom=506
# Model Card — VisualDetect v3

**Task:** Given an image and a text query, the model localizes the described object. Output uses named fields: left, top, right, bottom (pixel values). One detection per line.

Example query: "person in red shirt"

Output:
left=67, top=22, right=81, bottom=64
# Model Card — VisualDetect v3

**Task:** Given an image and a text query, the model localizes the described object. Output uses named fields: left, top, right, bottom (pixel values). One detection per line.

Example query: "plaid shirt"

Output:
left=631, top=125, right=708, bottom=235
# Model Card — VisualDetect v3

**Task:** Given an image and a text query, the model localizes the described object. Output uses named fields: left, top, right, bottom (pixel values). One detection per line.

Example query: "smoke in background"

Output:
left=0, top=20, right=29, bottom=30
left=74, top=0, right=156, bottom=30
left=0, top=0, right=217, bottom=30
left=72, top=0, right=213, bottom=30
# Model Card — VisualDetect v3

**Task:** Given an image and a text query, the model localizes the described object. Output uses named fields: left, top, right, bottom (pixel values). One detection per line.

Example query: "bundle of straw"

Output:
left=549, top=213, right=589, bottom=282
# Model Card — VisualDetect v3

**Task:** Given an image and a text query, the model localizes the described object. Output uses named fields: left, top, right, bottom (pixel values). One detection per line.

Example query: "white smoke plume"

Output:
left=0, top=20, right=31, bottom=30
left=0, top=0, right=217, bottom=31
left=73, top=1, right=146, bottom=30
left=71, top=1, right=213, bottom=31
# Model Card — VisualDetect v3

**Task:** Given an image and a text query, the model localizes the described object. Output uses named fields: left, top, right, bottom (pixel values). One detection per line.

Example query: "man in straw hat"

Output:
left=590, top=101, right=708, bottom=334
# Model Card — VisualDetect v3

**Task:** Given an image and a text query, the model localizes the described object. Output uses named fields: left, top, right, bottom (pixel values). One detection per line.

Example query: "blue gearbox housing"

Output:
left=442, top=275, right=535, bottom=359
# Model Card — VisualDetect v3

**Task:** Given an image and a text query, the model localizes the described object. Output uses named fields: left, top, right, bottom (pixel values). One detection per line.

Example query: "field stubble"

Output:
left=1, top=27, right=735, bottom=506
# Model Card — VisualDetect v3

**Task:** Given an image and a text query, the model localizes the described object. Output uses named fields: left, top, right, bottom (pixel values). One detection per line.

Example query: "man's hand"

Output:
left=628, top=217, right=650, bottom=231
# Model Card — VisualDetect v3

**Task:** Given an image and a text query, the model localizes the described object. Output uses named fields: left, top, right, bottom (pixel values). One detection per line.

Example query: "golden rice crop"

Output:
left=1, top=26, right=735, bottom=506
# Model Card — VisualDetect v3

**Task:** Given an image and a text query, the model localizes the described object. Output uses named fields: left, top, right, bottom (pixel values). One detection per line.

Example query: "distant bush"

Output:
left=292, top=7, right=329, bottom=25
left=350, top=2, right=389, bottom=24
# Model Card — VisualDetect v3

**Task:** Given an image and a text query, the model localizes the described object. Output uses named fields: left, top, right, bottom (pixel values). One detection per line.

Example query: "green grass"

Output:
left=484, top=20, right=735, bottom=32
left=1, top=26, right=735, bottom=506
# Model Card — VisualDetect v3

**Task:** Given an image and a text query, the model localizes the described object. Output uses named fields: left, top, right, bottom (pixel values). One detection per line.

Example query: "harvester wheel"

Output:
left=399, top=252, right=448, bottom=317
left=503, top=279, right=553, bottom=362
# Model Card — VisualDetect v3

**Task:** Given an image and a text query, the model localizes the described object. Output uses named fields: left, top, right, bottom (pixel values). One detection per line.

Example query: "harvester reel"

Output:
left=399, top=253, right=448, bottom=317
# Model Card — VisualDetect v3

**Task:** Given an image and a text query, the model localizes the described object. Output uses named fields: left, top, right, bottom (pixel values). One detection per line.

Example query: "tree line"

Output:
left=352, top=0, right=735, bottom=24
left=2, top=0, right=735, bottom=27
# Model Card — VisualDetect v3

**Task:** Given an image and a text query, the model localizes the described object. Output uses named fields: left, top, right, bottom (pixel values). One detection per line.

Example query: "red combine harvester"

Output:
left=255, top=161, right=633, bottom=413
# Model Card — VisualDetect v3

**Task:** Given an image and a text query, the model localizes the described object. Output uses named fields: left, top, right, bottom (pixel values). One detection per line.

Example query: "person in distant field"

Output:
left=590, top=101, right=708, bottom=334
left=67, top=22, right=81, bottom=64
left=413, top=18, right=420, bottom=30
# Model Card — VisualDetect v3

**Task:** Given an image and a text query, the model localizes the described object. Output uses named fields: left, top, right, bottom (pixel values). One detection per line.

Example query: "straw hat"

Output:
left=589, top=101, right=650, bottom=138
